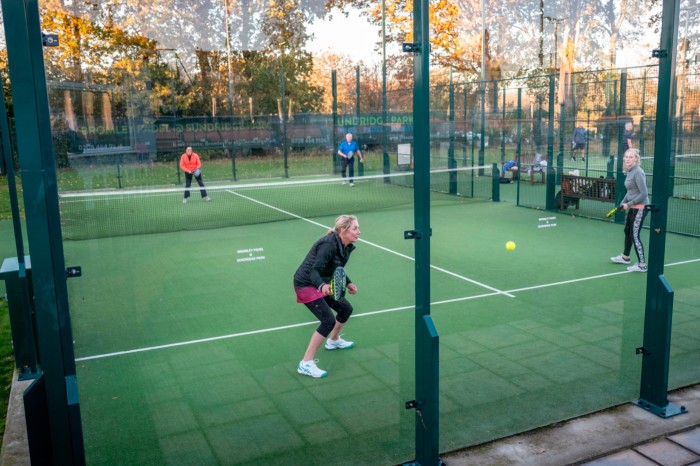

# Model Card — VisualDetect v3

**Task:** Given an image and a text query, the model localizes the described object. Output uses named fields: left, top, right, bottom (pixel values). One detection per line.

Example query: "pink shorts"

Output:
left=295, top=286, right=324, bottom=304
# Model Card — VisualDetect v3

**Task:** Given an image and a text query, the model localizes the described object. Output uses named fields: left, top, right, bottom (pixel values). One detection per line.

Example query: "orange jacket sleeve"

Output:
left=180, top=153, right=202, bottom=173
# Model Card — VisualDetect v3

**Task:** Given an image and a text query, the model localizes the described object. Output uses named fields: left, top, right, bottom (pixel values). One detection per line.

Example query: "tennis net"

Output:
left=59, top=165, right=495, bottom=240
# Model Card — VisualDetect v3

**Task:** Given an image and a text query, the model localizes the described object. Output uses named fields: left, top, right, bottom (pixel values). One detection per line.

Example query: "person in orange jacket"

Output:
left=179, top=146, right=210, bottom=203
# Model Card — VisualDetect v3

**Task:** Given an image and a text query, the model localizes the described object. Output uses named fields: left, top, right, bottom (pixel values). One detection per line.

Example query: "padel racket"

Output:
left=329, top=266, right=347, bottom=301
left=193, top=168, right=202, bottom=177
left=606, top=205, right=622, bottom=218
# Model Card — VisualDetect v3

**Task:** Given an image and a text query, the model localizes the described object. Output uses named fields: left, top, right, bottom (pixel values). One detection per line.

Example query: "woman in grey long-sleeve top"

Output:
left=610, top=149, right=649, bottom=272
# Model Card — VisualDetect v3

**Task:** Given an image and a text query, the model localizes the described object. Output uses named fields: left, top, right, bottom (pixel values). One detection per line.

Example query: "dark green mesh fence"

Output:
left=47, top=65, right=700, bottom=237
left=59, top=166, right=494, bottom=240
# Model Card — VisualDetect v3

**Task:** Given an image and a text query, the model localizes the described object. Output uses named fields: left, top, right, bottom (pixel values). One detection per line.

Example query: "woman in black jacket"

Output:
left=293, top=215, right=361, bottom=378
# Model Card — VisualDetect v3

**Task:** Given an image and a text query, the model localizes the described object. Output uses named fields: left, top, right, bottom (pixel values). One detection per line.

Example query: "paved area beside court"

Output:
left=0, top=374, right=30, bottom=466
left=443, top=384, right=700, bottom=466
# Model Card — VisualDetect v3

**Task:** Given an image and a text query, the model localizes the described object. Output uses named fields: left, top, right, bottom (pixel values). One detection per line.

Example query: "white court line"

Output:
left=226, top=189, right=514, bottom=297
left=75, top=257, right=700, bottom=362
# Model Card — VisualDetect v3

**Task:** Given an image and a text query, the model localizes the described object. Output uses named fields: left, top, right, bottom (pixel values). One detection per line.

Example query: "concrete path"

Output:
left=443, top=384, right=700, bottom=466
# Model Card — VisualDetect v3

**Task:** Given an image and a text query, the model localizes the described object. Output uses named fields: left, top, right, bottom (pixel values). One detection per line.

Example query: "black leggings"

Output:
left=304, top=297, right=353, bottom=338
left=623, top=207, right=648, bottom=263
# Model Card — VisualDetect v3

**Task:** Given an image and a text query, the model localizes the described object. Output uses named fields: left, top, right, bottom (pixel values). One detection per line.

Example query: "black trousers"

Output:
left=341, top=157, right=355, bottom=182
left=184, top=172, right=207, bottom=198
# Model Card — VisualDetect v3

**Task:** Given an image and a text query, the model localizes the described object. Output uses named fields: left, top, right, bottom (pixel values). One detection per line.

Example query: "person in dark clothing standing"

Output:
left=293, top=215, right=361, bottom=378
left=622, top=122, right=634, bottom=153
left=571, top=124, right=587, bottom=162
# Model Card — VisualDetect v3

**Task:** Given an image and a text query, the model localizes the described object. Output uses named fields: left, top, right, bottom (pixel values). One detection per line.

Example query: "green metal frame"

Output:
left=448, top=71, right=457, bottom=194
left=1, top=0, right=85, bottom=462
left=382, top=0, right=390, bottom=178
left=615, top=71, right=628, bottom=218
left=516, top=89, right=522, bottom=158
left=404, top=0, right=441, bottom=463
left=545, top=76, right=556, bottom=210
left=478, top=84, right=486, bottom=176
left=332, top=70, right=338, bottom=173
left=0, top=73, right=39, bottom=379
left=281, top=68, right=289, bottom=178
left=355, top=67, right=364, bottom=177
left=634, top=0, right=687, bottom=419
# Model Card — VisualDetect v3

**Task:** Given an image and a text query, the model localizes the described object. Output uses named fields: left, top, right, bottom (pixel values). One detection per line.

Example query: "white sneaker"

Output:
left=182, top=198, right=188, bottom=204
left=342, top=181, right=348, bottom=185
left=204, top=196, right=211, bottom=201
left=325, top=336, right=354, bottom=350
left=298, top=359, right=327, bottom=378
left=627, top=263, right=648, bottom=273
left=610, top=254, right=630, bottom=265
left=349, top=182, right=355, bottom=187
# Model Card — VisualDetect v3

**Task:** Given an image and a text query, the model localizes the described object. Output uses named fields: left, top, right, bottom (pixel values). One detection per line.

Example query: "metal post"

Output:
left=449, top=70, right=456, bottom=193
left=356, top=66, right=363, bottom=177
left=516, top=88, right=522, bottom=156
left=668, top=77, right=683, bottom=194
left=585, top=109, right=591, bottom=164
left=223, top=0, right=235, bottom=119
left=546, top=75, right=556, bottom=209
left=602, top=73, right=612, bottom=159
left=404, top=0, right=440, bottom=462
left=615, top=72, right=628, bottom=220
left=676, top=83, right=685, bottom=159
left=689, top=113, right=694, bottom=152
left=479, top=83, right=485, bottom=175
left=332, top=70, right=338, bottom=173
left=0, top=82, right=38, bottom=379
left=501, top=86, right=506, bottom=163
left=572, top=74, right=577, bottom=128
left=1, top=0, right=85, bottom=462
left=281, top=66, right=288, bottom=178
left=492, top=162, right=500, bottom=202
left=471, top=99, right=476, bottom=167
left=554, top=22, right=559, bottom=70
left=633, top=0, right=687, bottom=420
left=669, top=77, right=678, bottom=194
left=463, top=83, right=468, bottom=165
left=539, top=0, right=544, bottom=67
left=382, top=0, right=389, bottom=179
left=607, top=155, right=615, bottom=179
left=558, top=102, right=565, bottom=175
left=640, top=70, right=647, bottom=156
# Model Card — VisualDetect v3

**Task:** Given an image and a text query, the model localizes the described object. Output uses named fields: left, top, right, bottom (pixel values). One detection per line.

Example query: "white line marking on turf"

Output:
left=226, top=189, right=513, bottom=297
left=77, top=258, right=700, bottom=362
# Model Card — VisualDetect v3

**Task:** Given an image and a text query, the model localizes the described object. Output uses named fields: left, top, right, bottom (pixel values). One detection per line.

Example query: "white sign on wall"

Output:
left=398, top=143, right=411, bottom=166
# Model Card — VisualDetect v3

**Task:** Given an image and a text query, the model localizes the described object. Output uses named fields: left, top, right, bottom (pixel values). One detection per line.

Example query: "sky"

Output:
left=306, top=6, right=669, bottom=72
left=307, top=9, right=384, bottom=65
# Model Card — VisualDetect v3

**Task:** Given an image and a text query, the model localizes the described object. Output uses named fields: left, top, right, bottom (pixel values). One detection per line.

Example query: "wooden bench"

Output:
left=503, top=153, right=546, bottom=184
left=558, top=174, right=616, bottom=210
